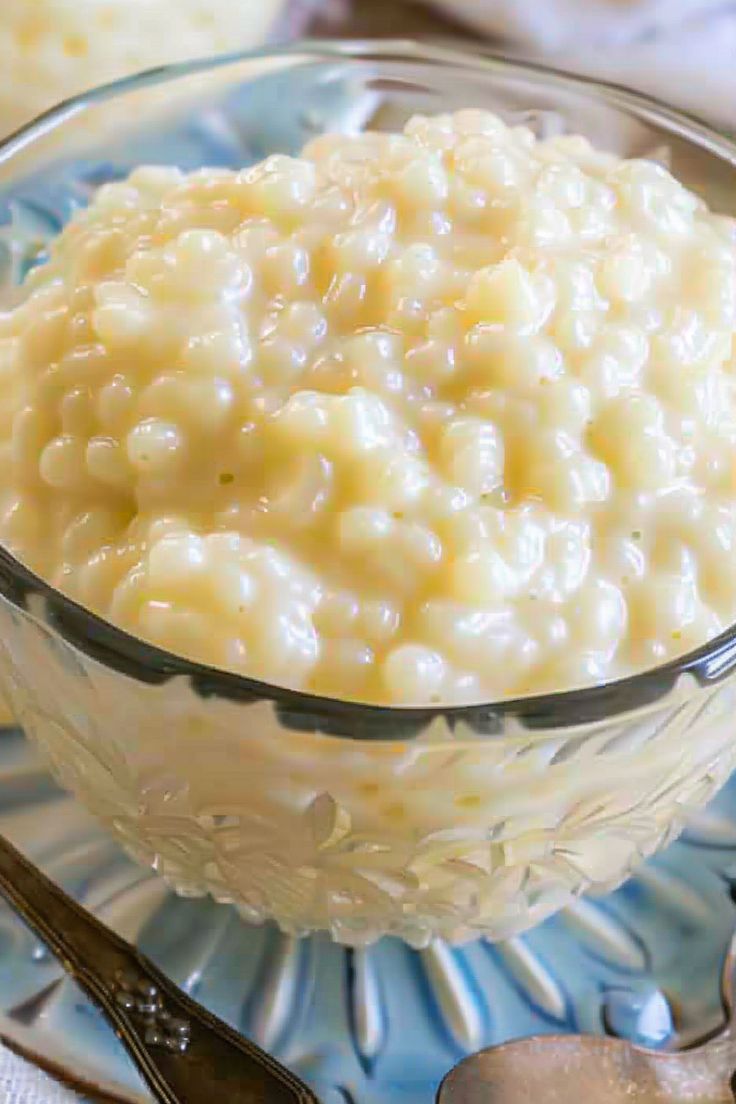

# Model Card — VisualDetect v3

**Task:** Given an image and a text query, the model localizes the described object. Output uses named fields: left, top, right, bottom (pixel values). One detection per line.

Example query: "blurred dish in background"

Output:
left=0, top=0, right=313, bottom=138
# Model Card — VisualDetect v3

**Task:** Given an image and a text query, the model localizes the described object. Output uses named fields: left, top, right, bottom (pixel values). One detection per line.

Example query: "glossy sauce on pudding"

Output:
left=1, top=110, right=736, bottom=704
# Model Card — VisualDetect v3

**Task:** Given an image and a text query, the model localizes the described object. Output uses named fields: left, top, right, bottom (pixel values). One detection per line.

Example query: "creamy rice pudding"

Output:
left=1, top=110, right=735, bottom=705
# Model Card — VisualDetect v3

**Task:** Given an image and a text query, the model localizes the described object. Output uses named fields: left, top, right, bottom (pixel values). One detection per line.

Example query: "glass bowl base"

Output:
left=0, top=727, right=733, bottom=1104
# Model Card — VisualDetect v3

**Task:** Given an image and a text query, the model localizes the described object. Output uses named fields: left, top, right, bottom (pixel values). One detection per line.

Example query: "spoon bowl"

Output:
left=439, top=936, right=736, bottom=1104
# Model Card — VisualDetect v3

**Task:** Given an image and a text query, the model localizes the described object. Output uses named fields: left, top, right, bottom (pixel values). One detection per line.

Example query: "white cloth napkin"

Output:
left=428, top=0, right=725, bottom=48
left=551, top=9, right=736, bottom=128
left=428, top=1, right=736, bottom=128
left=0, top=1046, right=79, bottom=1104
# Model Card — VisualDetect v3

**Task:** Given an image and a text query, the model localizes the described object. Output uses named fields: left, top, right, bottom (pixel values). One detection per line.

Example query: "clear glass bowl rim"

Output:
left=1, top=37, right=736, bottom=738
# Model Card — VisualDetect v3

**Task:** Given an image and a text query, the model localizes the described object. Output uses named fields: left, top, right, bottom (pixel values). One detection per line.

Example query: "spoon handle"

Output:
left=0, top=831, right=319, bottom=1104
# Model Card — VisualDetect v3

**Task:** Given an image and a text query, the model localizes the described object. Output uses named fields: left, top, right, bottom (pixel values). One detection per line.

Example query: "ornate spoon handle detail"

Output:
left=0, top=831, right=320, bottom=1104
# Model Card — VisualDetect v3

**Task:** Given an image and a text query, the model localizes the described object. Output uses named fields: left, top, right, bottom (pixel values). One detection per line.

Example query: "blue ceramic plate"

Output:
left=0, top=727, right=733, bottom=1104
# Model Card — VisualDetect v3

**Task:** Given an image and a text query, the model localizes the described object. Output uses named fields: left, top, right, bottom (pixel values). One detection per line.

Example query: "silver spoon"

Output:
left=439, top=938, right=736, bottom=1104
left=0, top=831, right=319, bottom=1104
left=1, top=823, right=735, bottom=1104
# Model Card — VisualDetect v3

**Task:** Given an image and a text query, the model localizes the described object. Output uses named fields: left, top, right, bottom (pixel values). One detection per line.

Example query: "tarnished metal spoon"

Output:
left=0, top=830, right=319, bottom=1104
left=439, top=937, right=736, bottom=1104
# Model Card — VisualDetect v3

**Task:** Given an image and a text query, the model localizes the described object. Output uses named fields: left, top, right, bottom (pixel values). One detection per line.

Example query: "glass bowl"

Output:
left=1, top=40, right=736, bottom=948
